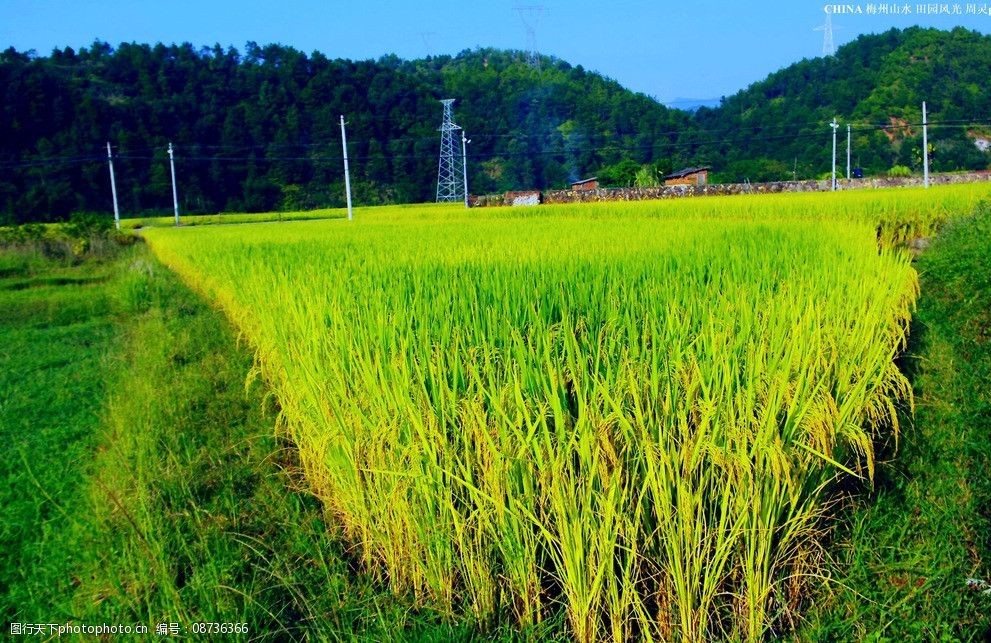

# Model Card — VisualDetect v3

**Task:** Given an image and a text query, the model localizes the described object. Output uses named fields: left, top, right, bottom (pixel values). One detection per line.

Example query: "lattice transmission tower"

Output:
left=435, top=99, right=464, bottom=202
left=814, top=10, right=837, bottom=57
left=514, top=5, right=547, bottom=68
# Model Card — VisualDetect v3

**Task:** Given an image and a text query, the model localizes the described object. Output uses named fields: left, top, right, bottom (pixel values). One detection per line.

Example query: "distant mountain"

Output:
left=664, top=98, right=722, bottom=112
left=693, top=27, right=991, bottom=182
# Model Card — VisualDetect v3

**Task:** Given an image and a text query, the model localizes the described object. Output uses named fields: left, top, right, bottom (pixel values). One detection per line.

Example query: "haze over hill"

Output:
left=663, top=98, right=723, bottom=112
left=695, top=26, right=991, bottom=183
left=1, top=26, right=989, bottom=222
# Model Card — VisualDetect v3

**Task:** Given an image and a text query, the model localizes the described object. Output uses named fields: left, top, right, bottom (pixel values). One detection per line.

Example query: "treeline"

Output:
left=0, top=43, right=691, bottom=223
left=697, top=26, right=991, bottom=183
left=2, top=27, right=990, bottom=223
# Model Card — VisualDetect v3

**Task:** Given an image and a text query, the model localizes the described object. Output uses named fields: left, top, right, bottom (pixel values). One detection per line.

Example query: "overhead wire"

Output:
left=1, top=118, right=988, bottom=171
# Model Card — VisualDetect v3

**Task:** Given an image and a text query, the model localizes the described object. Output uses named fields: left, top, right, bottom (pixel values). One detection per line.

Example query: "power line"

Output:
left=2, top=118, right=989, bottom=171
left=14, top=114, right=981, bottom=164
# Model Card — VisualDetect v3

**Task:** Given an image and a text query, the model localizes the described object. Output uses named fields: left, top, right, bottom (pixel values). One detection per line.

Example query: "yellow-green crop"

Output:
left=143, top=185, right=986, bottom=641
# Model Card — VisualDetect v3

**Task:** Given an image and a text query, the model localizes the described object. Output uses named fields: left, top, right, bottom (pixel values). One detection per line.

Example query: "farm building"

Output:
left=664, top=167, right=710, bottom=186
left=570, top=177, right=599, bottom=191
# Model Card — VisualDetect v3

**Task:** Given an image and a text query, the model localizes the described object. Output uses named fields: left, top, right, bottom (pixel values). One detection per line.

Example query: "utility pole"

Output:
left=340, top=115, right=353, bottom=220
left=922, top=101, right=930, bottom=189
left=167, top=142, right=180, bottom=226
left=846, top=124, right=851, bottom=180
left=106, top=142, right=120, bottom=230
left=461, top=131, right=470, bottom=209
left=831, top=118, right=839, bottom=191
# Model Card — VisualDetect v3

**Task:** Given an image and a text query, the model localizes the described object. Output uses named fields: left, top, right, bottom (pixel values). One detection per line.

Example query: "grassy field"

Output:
left=118, top=203, right=446, bottom=229
left=0, top=238, right=491, bottom=641
left=1, top=243, right=120, bottom=628
left=119, top=207, right=347, bottom=229
left=4, top=185, right=989, bottom=641
left=117, top=182, right=985, bottom=241
left=141, top=185, right=989, bottom=640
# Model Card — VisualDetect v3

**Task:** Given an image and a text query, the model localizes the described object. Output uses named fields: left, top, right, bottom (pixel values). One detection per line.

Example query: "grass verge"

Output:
left=121, top=208, right=346, bottom=229
left=1, top=240, right=523, bottom=640
left=800, top=203, right=991, bottom=640
left=0, top=243, right=120, bottom=628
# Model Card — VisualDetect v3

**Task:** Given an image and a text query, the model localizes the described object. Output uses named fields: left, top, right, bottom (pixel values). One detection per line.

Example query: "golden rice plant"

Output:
left=143, top=184, right=984, bottom=640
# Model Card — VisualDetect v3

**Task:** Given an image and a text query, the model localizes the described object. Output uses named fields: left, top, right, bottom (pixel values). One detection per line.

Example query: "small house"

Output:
left=570, top=177, right=599, bottom=191
left=664, top=167, right=710, bottom=186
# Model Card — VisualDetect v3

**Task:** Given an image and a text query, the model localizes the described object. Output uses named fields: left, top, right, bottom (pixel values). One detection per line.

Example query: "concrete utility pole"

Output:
left=106, top=142, right=120, bottom=230
left=167, top=142, right=180, bottom=226
left=922, top=101, right=930, bottom=189
left=461, top=131, right=470, bottom=209
left=846, top=124, right=851, bottom=180
left=340, top=115, right=353, bottom=220
left=831, top=118, right=839, bottom=191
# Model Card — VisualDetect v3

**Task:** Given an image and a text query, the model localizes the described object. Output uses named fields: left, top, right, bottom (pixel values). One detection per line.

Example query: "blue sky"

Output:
left=2, top=1, right=989, bottom=103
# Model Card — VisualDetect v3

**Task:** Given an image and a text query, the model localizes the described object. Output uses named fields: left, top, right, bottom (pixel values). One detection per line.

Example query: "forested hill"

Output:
left=0, top=43, right=690, bottom=222
left=696, top=27, right=991, bottom=182
left=2, top=27, right=990, bottom=223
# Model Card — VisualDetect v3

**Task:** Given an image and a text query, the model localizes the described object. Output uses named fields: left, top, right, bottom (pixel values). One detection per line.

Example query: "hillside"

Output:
left=694, top=27, right=991, bottom=182
left=1, top=27, right=990, bottom=222
left=0, top=44, right=689, bottom=222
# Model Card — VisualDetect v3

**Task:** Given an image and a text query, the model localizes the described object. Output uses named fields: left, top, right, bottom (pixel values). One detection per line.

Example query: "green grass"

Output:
left=120, top=182, right=989, bottom=243
left=0, top=257, right=119, bottom=626
left=800, top=203, right=991, bottom=640
left=0, top=240, right=524, bottom=640
left=120, top=207, right=348, bottom=229
left=119, top=202, right=475, bottom=229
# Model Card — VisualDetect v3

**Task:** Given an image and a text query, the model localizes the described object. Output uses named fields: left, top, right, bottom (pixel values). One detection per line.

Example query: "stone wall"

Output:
left=472, top=171, right=991, bottom=207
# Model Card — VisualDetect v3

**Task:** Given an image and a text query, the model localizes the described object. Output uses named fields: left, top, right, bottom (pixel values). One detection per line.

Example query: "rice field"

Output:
left=143, top=185, right=987, bottom=641
left=118, top=207, right=346, bottom=229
